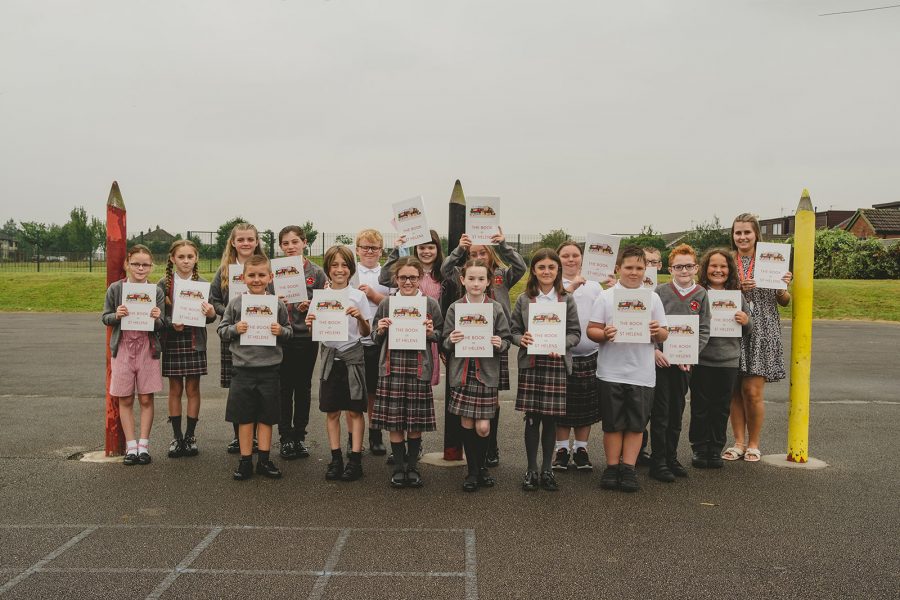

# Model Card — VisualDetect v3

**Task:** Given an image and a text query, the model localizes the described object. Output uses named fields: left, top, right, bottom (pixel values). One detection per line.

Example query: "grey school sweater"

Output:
left=371, top=295, right=444, bottom=383
left=266, top=258, right=328, bottom=342
left=441, top=299, right=511, bottom=389
left=510, top=293, right=582, bottom=374
left=156, top=276, right=217, bottom=352
left=699, top=292, right=752, bottom=368
left=101, top=279, right=166, bottom=358
left=217, top=294, right=292, bottom=367
left=655, top=282, right=711, bottom=359
left=439, top=239, right=527, bottom=317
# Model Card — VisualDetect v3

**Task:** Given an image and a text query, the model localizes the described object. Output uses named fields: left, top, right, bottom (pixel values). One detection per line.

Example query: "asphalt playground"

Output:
left=0, top=314, right=898, bottom=599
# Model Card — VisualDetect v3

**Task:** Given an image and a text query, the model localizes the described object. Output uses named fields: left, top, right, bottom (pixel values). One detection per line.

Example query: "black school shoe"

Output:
left=552, top=447, right=570, bottom=471
left=279, top=439, right=299, bottom=460
left=295, top=440, right=310, bottom=458
left=183, top=436, right=199, bottom=457
left=462, top=474, right=479, bottom=493
left=484, top=448, right=500, bottom=468
left=521, top=470, right=539, bottom=492
left=226, top=438, right=240, bottom=454
left=668, top=459, right=689, bottom=478
left=619, top=465, right=641, bottom=493
left=573, top=448, right=593, bottom=471
left=390, top=469, right=408, bottom=488
left=649, top=462, right=676, bottom=483
left=256, top=460, right=282, bottom=479
left=477, top=468, right=495, bottom=488
left=123, top=451, right=139, bottom=466
left=540, top=470, right=559, bottom=491
left=341, top=461, right=363, bottom=482
left=168, top=439, right=184, bottom=458
left=599, top=464, right=620, bottom=490
left=137, top=452, right=152, bottom=466
left=233, top=458, right=253, bottom=481
left=692, top=451, right=710, bottom=469
left=706, top=452, right=724, bottom=469
left=406, top=468, right=424, bottom=488
left=325, top=457, right=344, bottom=481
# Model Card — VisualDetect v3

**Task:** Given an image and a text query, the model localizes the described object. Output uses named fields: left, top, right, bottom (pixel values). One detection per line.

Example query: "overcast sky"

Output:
left=1, top=1, right=898, bottom=238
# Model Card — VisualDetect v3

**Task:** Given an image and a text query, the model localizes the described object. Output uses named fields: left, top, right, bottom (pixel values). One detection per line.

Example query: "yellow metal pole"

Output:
left=787, top=189, right=814, bottom=462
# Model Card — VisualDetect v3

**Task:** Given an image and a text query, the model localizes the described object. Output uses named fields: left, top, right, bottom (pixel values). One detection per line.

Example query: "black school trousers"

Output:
left=650, top=366, right=690, bottom=463
left=279, top=338, right=319, bottom=441
left=688, top=365, right=737, bottom=456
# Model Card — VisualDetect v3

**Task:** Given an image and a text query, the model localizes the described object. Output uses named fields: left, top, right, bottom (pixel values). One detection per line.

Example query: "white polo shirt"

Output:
left=589, top=283, right=667, bottom=387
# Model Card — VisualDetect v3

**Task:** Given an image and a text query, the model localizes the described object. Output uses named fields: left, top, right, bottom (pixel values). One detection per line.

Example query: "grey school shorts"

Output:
left=226, top=366, right=281, bottom=425
left=598, top=379, right=654, bottom=433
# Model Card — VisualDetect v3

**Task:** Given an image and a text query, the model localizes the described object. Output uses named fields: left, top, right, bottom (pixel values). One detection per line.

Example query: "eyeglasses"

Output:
left=646, top=259, right=662, bottom=267
left=357, top=246, right=382, bottom=253
left=670, top=264, right=697, bottom=272
left=128, top=262, right=153, bottom=269
left=397, top=275, right=420, bottom=283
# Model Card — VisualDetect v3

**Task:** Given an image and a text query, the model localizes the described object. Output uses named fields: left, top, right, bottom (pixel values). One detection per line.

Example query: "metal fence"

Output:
left=0, top=233, right=585, bottom=272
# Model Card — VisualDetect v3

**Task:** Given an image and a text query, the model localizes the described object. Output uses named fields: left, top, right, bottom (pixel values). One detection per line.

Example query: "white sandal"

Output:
left=722, top=445, right=745, bottom=461
left=744, top=447, right=761, bottom=462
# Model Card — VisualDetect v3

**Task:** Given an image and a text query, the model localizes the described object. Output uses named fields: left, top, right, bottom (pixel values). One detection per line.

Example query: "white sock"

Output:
left=573, top=440, right=588, bottom=451
left=555, top=440, right=569, bottom=452
left=138, top=438, right=150, bottom=452
left=126, top=440, right=138, bottom=453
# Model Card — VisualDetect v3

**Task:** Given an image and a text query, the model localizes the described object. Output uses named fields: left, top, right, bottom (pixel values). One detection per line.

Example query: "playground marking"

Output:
left=0, top=525, right=478, bottom=599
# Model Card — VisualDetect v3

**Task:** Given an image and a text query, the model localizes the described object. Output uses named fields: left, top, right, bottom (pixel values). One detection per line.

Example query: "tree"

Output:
left=215, top=216, right=250, bottom=257
left=620, top=226, right=669, bottom=269
left=90, top=216, right=106, bottom=252
left=300, top=221, right=318, bottom=248
left=18, top=221, right=50, bottom=254
left=537, top=228, right=571, bottom=251
left=680, top=216, right=731, bottom=255
left=62, top=206, right=94, bottom=256
left=335, top=234, right=353, bottom=245
left=1, top=219, right=18, bottom=239
left=260, top=229, right=275, bottom=257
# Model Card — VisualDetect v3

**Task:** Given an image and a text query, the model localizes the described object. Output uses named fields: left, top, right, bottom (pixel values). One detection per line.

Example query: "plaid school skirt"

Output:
left=449, top=359, right=499, bottom=420
left=372, top=350, right=436, bottom=432
left=162, top=329, right=208, bottom=378
left=220, top=342, right=233, bottom=389
left=515, top=355, right=567, bottom=417
left=557, top=354, right=601, bottom=427
left=499, top=351, right=510, bottom=390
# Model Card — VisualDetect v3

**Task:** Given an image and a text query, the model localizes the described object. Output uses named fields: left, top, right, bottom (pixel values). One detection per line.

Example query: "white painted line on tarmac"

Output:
left=465, top=529, right=479, bottom=600
left=0, top=526, right=97, bottom=596
left=145, top=526, right=222, bottom=600
left=307, top=527, right=351, bottom=600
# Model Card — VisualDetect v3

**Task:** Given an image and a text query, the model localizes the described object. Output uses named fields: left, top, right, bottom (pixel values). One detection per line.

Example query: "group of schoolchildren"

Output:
left=103, top=222, right=756, bottom=494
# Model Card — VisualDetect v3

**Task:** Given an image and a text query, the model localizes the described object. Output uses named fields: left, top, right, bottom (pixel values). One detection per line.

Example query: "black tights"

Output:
left=524, top=413, right=556, bottom=472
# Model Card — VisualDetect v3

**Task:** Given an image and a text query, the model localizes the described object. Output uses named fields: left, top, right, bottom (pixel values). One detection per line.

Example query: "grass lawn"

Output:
left=1, top=272, right=899, bottom=322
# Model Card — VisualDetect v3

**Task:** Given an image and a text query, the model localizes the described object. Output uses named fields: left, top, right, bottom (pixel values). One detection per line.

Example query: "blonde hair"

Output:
left=356, top=229, right=384, bottom=247
left=467, top=243, right=507, bottom=272
left=164, top=240, right=200, bottom=305
left=218, top=223, right=266, bottom=293
left=243, top=254, right=271, bottom=273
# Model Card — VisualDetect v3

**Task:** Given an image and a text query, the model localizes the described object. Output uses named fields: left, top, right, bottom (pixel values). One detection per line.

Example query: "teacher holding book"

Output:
left=725, top=213, right=792, bottom=463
